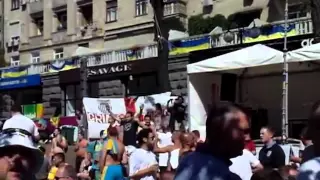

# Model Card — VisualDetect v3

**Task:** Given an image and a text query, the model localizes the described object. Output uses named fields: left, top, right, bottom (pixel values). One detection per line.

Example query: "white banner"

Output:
left=134, top=92, right=171, bottom=115
left=83, top=97, right=126, bottom=139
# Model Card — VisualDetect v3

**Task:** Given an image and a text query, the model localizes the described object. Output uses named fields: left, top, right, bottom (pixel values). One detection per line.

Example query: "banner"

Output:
left=22, top=103, right=44, bottom=119
left=134, top=92, right=171, bottom=115
left=23, top=104, right=36, bottom=119
left=83, top=97, right=126, bottom=139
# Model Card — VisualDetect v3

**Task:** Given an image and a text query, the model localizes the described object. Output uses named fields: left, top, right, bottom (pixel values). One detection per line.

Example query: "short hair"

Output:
left=205, top=102, right=241, bottom=139
left=60, top=164, right=77, bottom=179
left=108, top=127, right=118, bottom=137
left=137, top=128, right=152, bottom=145
left=251, top=169, right=283, bottom=180
left=192, top=130, right=200, bottom=138
left=11, top=104, right=22, bottom=113
left=261, top=126, right=275, bottom=135
left=54, top=153, right=65, bottom=162
left=126, top=111, right=134, bottom=117
left=144, top=115, right=151, bottom=119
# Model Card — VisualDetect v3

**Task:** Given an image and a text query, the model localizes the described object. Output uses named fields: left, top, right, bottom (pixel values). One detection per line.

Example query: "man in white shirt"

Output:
left=129, top=128, right=158, bottom=180
left=229, top=149, right=263, bottom=180
left=157, top=128, right=173, bottom=172
left=2, top=104, right=40, bottom=141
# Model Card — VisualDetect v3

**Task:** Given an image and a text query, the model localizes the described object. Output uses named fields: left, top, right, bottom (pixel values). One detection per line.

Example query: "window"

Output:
left=10, top=56, right=20, bottom=67
left=57, top=13, right=67, bottom=31
left=135, top=0, right=148, bottom=16
left=34, top=17, right=43, bottom=36
left=78, top=43, right=89, bottom=48
left=54, top=48, right=64, bottom=59
left=65, top=84, right=81, bottom=116
left=31, top=51, right=40, bottom=64
left=106, top=0, right=118, bottom=22
left=9, top=22, right=20, bottom=38
left=11, top=0, right=20, bottom=10
left=288, top=3, right=307, bottom=19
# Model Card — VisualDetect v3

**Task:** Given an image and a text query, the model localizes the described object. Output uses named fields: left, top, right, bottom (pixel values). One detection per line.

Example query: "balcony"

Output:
left=163, top=1, right=187, bottom=17
left=29, top=0, right=44, bottom=14
left=52, top=30, right=71, bottom=44
left=210, top=17, right=313, bottom=47
left=0, top=44, right=158, bottom=77
left=76, top=0, right=92, bottom=6
left=52, top=0, right=67, bottom=9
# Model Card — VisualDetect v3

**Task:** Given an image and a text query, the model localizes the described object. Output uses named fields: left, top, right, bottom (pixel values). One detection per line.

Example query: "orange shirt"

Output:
left=76, top=139, right=88, bottom=157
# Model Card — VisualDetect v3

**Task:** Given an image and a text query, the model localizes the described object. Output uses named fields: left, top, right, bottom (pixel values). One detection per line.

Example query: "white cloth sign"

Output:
left=83, top=97, right=126, bottom=138
left=134, top=92, right=171, bottom=115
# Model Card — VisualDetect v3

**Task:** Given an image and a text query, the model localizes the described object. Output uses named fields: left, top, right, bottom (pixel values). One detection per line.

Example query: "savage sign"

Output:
left=88, top=64, right=132, bottom=76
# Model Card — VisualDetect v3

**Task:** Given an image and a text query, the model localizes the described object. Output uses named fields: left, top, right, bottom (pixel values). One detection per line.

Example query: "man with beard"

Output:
left=129, top=128, right=158, bottom=180
left=0, top=125, right=44, bottom=180
left=174, top=102, right=248, bottom=180
left=107, top=105, right=147, bottom=147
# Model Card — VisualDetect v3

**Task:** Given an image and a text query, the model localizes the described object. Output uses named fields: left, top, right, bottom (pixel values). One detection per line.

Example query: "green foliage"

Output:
left=164, top=17, right=186, bottom=32
left=188, top=14, right=236, bottom=36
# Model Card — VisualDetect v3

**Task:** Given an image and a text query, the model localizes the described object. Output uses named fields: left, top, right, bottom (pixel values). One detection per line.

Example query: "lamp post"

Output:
left=80, top=57, right=88, bottom=138
left=282, top=0, right=289, bottom=137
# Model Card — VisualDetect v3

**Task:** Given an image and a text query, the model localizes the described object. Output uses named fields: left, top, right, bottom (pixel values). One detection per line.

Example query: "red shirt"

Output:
left=245, top=140, right=256, bottom=153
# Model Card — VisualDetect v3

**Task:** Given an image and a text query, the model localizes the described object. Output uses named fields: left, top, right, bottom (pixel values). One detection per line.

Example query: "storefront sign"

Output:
left=88, top=64, right=132, bottom=76
left=301, top=38, right=314, bottom=47
left=0, top=74, right=41, bottom=90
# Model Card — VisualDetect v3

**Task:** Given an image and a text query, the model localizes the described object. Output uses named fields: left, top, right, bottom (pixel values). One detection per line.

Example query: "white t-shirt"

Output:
left=229, top=149, right=260, bottom=180
left=3, top=114, right=39, bottom=137
left=298, top=157, right=320, bottom=180
left=129, top=148, right=158, bottom=180
left=157, top=132, right=173, bottom=167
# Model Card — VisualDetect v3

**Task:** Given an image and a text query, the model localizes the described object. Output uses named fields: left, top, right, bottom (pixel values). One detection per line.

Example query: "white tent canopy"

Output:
left=289, top=42, right=320, bottom=63
left=187, top=44, right=285, bottom=74
left=187, top=43, right=320, bottom=140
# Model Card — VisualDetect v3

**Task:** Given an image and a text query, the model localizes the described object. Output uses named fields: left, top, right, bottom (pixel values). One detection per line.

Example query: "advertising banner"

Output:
left=83, top=97, right=126, bottom=139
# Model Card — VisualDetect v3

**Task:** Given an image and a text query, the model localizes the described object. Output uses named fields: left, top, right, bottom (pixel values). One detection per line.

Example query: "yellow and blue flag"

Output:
left=48, top=59, right=77, bottom=73
left=1, top=66, right=28, bottom=78
left=243, top=24, right=297, bottom=43
left=169, top=36, right=210, bottom=55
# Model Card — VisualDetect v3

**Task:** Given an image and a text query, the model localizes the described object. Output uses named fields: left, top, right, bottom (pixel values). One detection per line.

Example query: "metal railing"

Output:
left=0, top=43, right=158, bottom=77
left=210, top=17, right=313, bottom=47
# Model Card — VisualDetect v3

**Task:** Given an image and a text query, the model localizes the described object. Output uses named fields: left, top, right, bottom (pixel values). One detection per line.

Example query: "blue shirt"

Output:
left=174, top=146, right=241, bottom=180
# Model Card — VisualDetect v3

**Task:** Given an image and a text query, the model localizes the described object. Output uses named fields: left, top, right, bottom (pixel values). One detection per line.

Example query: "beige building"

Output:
left=3, top=0, right=310, bottom=67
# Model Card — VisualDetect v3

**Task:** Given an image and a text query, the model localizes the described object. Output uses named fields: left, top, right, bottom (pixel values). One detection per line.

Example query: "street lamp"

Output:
left=282, top=0, right=289, bottom=137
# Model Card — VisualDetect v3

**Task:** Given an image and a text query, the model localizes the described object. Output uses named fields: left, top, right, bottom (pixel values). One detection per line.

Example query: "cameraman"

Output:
left=167, top=96, right=186, bottom=132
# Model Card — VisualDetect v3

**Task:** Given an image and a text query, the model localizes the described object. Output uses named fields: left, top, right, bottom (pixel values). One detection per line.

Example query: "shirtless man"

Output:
left=51, top=128, right=68, bottom=156
left=99, top=126, right=125, bottom=180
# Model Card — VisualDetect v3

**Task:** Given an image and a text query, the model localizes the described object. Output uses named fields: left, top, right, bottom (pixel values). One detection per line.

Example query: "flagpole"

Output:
left=282, top=0, right=289, bottom=137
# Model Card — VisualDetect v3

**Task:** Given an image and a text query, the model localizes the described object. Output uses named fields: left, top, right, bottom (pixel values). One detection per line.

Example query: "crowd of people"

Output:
left=1, top=98, right=320, bottom=180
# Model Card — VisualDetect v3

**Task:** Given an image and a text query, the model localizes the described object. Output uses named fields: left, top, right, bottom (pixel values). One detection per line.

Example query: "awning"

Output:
left=187, top=44, right=284, bottom=74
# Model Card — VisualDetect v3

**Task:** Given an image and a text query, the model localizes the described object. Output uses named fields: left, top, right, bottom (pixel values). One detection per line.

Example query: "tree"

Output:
left=188, top=14, right=235, bottom=36
left=310, top=0, right=320, bottom=42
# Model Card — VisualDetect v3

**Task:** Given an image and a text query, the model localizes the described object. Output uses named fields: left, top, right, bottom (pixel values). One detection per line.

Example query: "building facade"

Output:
left=0, top=0, right=314, bottom=119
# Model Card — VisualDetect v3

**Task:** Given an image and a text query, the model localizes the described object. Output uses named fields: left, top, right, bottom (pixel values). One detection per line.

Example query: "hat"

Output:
left=0, top=128, right=44, bottom=173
